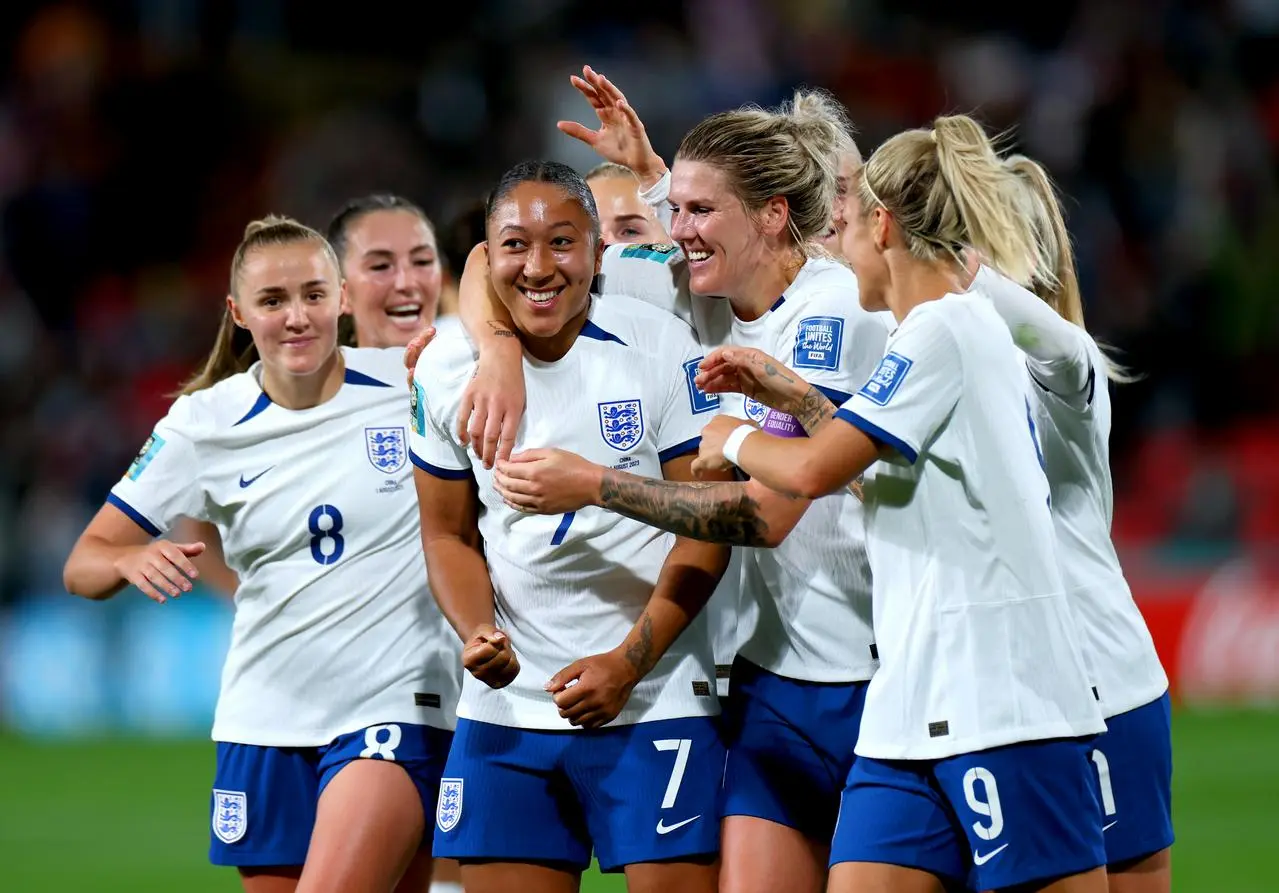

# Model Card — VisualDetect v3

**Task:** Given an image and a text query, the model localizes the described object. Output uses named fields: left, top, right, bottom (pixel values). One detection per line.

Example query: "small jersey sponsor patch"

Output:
left=436, top=778, right=464, bottom=832
left=793, top=316, right=844, bottom=371
left=683, top=358, right=720, bottom=414
left=619, top=243, right=679, bottom=262
left=212, top=789, right=247, bottom=844
left=127, top=432, right=166, bottom=481
left=858, top=352, right=913, bottom=406
left=409, top=379, right=426, bottom=436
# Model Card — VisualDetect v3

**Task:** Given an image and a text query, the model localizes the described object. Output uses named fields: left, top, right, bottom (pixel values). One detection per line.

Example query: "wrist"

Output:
left=722, top=424, right=757, bottom=467
left=636, top=160, right=669, bottom=193
left=610, top=644, right=644, bottom=687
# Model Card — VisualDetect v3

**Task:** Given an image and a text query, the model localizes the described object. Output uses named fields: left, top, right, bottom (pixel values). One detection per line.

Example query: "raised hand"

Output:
left=557, top=65, right=668, bottom=189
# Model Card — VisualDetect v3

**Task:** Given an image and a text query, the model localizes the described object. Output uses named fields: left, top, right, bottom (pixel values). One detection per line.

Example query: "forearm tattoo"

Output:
left=624, top=612, right=655, bottom=677
left=486, top=320, right=517, bottom=338
left=598, top=471, right=771, bottom=546
left=793, top=385, right=838, bottom=435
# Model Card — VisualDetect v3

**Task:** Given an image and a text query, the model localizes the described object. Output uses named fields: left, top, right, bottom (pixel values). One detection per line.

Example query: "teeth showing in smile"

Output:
left=387, top=303, right=422, bottom=318
left=687, top=250, right=713, bottom=262
left=522, top=288, right=561, bottom=305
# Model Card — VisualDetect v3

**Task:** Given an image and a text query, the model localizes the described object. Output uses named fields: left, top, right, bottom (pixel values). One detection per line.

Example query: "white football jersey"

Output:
left=1025, top=340, right=1169, bottom=716
left=597, top=243, right=743, bottom=694
left=835, top=292, right=1105, bottom=760
left=109, top=347, right=461, bottom=747
left=409, top=295, right=721, bottom=730
left=725, top=258, right=886, bottom=682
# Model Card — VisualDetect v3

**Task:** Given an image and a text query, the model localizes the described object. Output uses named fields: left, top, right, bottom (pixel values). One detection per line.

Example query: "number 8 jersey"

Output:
left=108, top=346, right=460, bottom=747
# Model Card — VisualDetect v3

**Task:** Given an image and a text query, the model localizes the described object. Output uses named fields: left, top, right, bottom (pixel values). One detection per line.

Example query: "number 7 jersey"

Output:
left=108, top=346, right=460, bottom=747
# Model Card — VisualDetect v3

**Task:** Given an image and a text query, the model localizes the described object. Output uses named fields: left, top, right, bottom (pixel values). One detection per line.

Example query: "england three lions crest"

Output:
left=436, top=778, right=464, bottom=832
left=598, top=400, right=644, bottom=452
left=212, top=789, right=247, bottom=844
left=365, top=427, right=407, bottom=474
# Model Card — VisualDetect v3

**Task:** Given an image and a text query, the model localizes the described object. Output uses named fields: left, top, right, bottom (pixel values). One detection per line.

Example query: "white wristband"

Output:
left=721, top=424, right=756, bottom=467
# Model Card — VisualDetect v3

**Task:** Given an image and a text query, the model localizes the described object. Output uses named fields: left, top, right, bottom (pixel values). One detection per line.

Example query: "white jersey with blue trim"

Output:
left=1025, top=340, right=1168, bottom=716
left=597, top=242, right=743, bottom=694
left=726, top=258, right=888, bottom=682
left=835, top=292, right=1105, bottom=760
left=409, top=295, right=720, bottom=730
left=110, top=346, right=461, bottom=747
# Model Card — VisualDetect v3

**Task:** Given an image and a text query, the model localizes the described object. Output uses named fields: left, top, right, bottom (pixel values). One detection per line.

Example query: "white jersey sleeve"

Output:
left=638, top=169, right=674, bottom=233
left=975, top=265, right=1092, bottom=404
left=598, top=243, right=693, bottom=330
left=109, top=397, right=206, bottom=534
left=655, top=315, right=719, bottom=460
left=837, top=309, right=963, bottom=464
left=408, top=364, right=473, bottom=480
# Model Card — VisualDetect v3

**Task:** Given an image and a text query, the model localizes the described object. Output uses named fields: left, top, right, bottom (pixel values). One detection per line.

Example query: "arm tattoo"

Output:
left=486, top=320, right=517, bottom=338
left=598, top=471, right=772, bottom=546
left=792, top=385, right=838, bottom=435
left=624, top=612, right=655, bottom=676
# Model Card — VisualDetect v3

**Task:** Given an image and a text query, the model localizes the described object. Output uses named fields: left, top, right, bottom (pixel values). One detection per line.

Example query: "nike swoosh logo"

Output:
left=239, top=467, right=274, bottom=488
left=655, top=815, right=701, bottom=835
left=972, top=843, right=1009, bottom=866
left=1103, top=820, right=1118, bottom=832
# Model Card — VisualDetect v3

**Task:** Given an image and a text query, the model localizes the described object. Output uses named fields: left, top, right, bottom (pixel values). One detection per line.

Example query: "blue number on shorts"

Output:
left=308, top=504, right=345, bottom=565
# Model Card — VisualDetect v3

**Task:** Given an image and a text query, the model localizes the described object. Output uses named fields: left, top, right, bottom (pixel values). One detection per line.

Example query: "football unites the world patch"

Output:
left=683, top=358, right=720, bottom=414
left=598, top=399, right=644, bottom=452
left=793, top=316, right=844, bottom=371
left=127, top=432, right=166, bottom=481
left=859, top=352, right=913, bottom=406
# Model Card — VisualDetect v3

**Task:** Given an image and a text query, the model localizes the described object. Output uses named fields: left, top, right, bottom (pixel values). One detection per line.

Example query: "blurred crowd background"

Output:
left=0, top=0, right=1277, bottom=752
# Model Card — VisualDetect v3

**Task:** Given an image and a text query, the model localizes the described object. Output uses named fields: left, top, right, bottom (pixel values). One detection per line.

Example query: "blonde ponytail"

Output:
left=856, top=114, right=1046, bottom=287
left=1004, top=154, right=1136, bottom=382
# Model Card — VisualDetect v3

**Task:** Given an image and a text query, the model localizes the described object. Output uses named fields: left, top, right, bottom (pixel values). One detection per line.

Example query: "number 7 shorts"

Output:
left=433, top=716, right=723, bottom=872
left=209, top=722, right=452, bottom=866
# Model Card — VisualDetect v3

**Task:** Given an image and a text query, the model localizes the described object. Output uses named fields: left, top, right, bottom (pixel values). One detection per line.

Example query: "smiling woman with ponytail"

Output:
left=62, top=214, right=459, bottom=893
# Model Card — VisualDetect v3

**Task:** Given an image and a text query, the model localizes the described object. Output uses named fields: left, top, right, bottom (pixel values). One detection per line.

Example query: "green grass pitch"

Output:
left=0, top=708, right=1272, bottom=892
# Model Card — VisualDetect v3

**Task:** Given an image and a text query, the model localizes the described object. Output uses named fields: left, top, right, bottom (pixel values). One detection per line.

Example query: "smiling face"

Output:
left=816, top=151, right=862, bottom=259
left=230, top=240, right=347, bottom=378
left=588, top=173, right=668, bottom=245
left=668, top=159, right=770, bottom=299
left=340, top=208, right=442, bottom=348
left=486, top=180, right=603, bottom=360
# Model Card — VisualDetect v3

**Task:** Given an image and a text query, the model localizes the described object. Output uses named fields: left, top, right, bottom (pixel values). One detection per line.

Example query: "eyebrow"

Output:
left=497, top=221, right=581, bottom=235
left=362, top=246, right=436, bottom=258
left=609, top=214, right=651, bottom=223
left=256, top=279, right=328, bottom=295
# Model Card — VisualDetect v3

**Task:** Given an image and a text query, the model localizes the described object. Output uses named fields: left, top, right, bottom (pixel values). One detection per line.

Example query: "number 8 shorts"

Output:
left=830, top=736, right=1107, bottom=891
left=209, top=722, right=453, bottom=866
left=433, top=716, right=723, bottom=872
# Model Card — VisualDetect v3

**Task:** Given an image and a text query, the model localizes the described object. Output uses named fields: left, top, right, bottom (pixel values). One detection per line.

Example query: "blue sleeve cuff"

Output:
left=410, top=450, right=473, bottom=480
left=658, top=436, right=701, bottom=465
left=815, top=384, right=853, bottom=406
left=106, top=493, right=162, bottom=537
left=834, top=409, right=920, bottom=465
